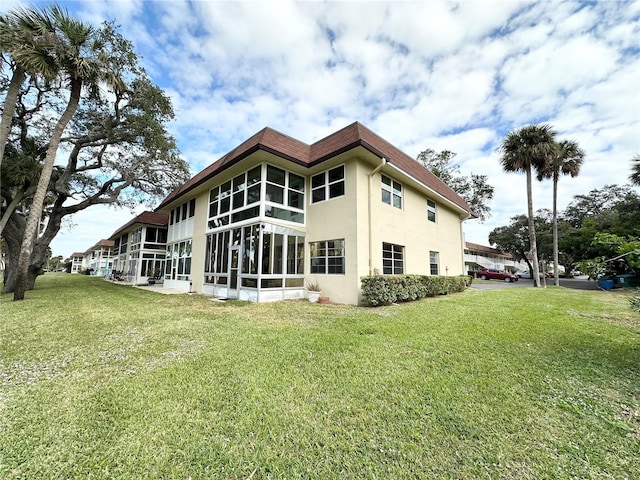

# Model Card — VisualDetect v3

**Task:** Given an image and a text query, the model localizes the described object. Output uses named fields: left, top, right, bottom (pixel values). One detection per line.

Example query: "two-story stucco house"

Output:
left=84, top=239, right=114, bottom=276
left=70, top=252, right=85, bottom=273
left=154, top=122, right=475, bottom=304
left=109, top=211, right=169, bottom=283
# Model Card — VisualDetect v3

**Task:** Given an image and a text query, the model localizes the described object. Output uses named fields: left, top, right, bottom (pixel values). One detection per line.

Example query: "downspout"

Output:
left=368, top=157, right=387, bottom=275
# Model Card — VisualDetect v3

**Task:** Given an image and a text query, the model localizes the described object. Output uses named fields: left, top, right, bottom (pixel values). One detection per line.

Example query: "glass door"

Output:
left=228, top=245, right=240, bottom=299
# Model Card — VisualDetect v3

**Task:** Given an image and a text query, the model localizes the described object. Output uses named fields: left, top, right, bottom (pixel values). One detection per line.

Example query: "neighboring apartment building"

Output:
left=85, top=239, right=114, bottom=276
left=109, top=211, right=169, bottom=283
left=464, top=241, right=528, bottom=275
left=70, top=252, right=85, bottom=273
left=154, top=122, right=475, bottom=305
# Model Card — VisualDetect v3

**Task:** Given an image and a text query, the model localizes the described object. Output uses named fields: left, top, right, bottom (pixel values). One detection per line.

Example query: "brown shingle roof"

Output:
left=156, top=122, right=475, bottom=216
left=109, top=211, right=169, bottom=239
left=86, top=239, right=114, bottom=252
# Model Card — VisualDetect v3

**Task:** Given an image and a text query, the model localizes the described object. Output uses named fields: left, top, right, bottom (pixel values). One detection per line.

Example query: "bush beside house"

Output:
left=361, top=275, right=471, bottom=306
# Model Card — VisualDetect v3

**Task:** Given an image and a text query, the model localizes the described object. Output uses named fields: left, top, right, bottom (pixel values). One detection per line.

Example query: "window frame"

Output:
left=309, top=239, right=346, bottom=275
left=382, top=242, right=404, bottom=275
left=171, top=199, right=196, bottom=225
left=165, top=239, right=192, bottom=281
left=311, top=165, right=345, bottom=204
left=381, top=174, right=402, bottom=209
left=207, top=164, right=305, bottom=230
left=264, top=165, right=305, bottom=224
left=427, top=199, right=437, bottom=223
left=429, top=251, right=439, bottom=275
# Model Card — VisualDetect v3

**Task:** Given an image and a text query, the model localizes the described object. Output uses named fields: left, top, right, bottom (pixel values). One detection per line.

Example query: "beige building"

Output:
left=84, top=239, right=114, bottom=277
left=155, top=122, right=475, bottom=305
left=70, top=252, right=85, bottom=274
left=109, top=211, right=169, bottom=283
left=464, top=241, right=529, bottom=275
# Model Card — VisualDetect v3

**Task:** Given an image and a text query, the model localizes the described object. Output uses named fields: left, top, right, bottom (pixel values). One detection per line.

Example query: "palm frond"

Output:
left=498, top=123, right=557, bottom=173
left=630, top=155, right=640, bottom=186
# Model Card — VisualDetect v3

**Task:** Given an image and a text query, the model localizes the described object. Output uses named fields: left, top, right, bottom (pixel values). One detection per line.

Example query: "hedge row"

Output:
left=360, top=274, right=472, bottom=306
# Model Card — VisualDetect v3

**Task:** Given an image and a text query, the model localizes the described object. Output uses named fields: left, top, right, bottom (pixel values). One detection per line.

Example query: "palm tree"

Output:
left=630, top=155, right=640, bottom=186
left=537, top=139, right=585, bottom=286
left=0, top=6, right=62, bottom=170
left=498, top=124, right=558, bottom=287
left=10, top=6, right=124, bottom=300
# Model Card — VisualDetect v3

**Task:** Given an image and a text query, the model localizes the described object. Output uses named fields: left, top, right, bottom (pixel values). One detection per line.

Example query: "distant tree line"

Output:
left=416, top=127, right=639, bottom=286
left=489, top=184, right=640, bottom=279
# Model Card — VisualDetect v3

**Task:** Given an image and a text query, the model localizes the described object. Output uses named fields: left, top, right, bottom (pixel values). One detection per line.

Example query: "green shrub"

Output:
left=394, top=275, right=423, bottom=302
left=361, top=275, right=469, bottom=306
left=360, top=275, right=396, bottom=306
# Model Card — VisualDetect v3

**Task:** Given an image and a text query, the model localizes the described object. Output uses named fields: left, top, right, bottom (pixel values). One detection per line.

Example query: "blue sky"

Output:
left=3, top=0, right=639, bottom=259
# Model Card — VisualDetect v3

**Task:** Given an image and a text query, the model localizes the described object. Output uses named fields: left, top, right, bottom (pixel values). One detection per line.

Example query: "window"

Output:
left=165, top=239, right=192, bottom=280
left=427, top=199, right=437, bottom=222
left=264, top=166, right=305, bottom=224
left=287, top=172, right=305, bottom=209
left=382, top=242, right=404, bottom=274
left=242, top=225, right=260, bottom=275
left=141, top=253, right=165, bottom=278
left=430, top=251, right=439, bottom=275
left=266, top=165, right=285, bottom=204
left=144, top=227, right=167, bottom=249
left=262, top=232, right=285, bottom=275
left=119, top=233, right=128, bottom=254
left=311, top=165, right=345, bottom=203
left=381, top=175, right=402, bottom=209
left=209, top=168, right=260, bottom=229
left=171, top=199, right=196, bottom=225
left=204, top=230, right=230, bottom=284
left=310, top=239, right=345, bottom=274
left=287, top=235, right=305, bottom=275
left=130, top=227, right=142, bottom=251
left=206, top=225, right=305, bottom=289
left=208, top=165, right=304, bottom=228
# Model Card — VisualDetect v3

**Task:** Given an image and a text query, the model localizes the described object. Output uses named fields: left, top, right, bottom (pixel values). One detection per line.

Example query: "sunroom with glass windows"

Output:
left=202, top=163, right=307, bottom=301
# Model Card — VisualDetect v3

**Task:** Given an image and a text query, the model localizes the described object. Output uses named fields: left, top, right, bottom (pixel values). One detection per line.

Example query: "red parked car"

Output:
left=476, top=268, right=518, bottom=282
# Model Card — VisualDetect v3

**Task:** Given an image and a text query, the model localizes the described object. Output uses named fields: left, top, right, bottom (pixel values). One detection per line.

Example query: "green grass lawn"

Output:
left=1, top=274, right=638, bottom=479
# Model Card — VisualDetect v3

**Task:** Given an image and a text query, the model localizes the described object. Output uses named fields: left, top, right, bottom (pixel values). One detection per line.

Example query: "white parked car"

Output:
left=516, top=270, right=532, bottom=279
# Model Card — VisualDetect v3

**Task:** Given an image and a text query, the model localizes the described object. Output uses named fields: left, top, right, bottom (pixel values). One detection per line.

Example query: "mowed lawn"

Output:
left=1, top=274, right=638, bottom=479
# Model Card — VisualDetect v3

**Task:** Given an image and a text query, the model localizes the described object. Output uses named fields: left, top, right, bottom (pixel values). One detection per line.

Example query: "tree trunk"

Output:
left=4, top=257, right=41, bottom=293
left=2, top=212, right=23, bottom=293
left=2, top=243, right=20, bottom=294
left=526, top=167, right=541, bottom=287
left=523, top=258, right=534, bottom=278
left=3, top=198, right=66, bottom=294
left=14, top=79, right=81, bottom=301
left=552, top=173, right=560, bottom=287
left=0, top=65, right=25, bottom=170
left=0, top=189, right=26, bottom=236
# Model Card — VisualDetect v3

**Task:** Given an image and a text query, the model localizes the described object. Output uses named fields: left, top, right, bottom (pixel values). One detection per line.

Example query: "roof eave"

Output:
left=156, top=144, right=311, bottom=211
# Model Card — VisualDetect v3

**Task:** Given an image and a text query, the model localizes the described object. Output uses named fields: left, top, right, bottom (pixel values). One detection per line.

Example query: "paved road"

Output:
left=471, top=276, right=599, bottom=291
